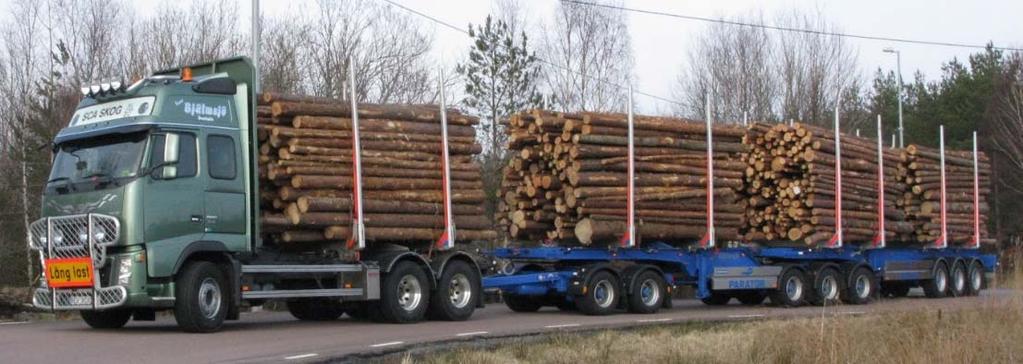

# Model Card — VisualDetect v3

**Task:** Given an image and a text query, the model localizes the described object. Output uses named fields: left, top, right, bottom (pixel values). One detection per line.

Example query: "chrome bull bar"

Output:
left=28, top=213, right=125, bottom=310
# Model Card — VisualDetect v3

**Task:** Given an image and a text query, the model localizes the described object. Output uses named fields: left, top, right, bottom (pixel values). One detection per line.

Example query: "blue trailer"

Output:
left=481, top=243, right=998, bottom=315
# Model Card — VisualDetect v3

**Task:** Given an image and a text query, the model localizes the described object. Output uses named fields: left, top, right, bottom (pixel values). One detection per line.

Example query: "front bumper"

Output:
left=33, top=286, right=127, bottom=310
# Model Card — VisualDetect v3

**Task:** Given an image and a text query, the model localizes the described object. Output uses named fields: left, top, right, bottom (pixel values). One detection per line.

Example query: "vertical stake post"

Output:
left=251, top=0, right=260, bottom=93
left=872, top=115, right=886, bottom=248
left=436, top=68, right=455, bottom=250
left=970, top=131, right=980, bottom=249
left=620, top=86, right=636, bottom=248
left=827, top=106, right=843, bottom=248
left=700, top=92, right=716, bottom=249
left=935, top=126, right=948, bottom=249
left=742, top=111, right=748, bottom=127
left=346, top=60, right=365, bottom=250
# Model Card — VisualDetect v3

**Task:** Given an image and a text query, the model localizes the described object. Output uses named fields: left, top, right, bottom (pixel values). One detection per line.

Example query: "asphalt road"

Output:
left=0, top=290, right=1014, bottom=363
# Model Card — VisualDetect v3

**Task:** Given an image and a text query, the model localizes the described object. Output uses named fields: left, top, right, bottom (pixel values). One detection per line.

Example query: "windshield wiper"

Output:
left=46, top=176, right=75, bottom=193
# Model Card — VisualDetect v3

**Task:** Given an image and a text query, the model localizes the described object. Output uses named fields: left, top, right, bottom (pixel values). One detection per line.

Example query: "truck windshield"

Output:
left=45, top=131, right=148, bottom=195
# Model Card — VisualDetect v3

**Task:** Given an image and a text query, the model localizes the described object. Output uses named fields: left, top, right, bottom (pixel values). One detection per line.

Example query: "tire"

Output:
left=881, top=282, right=911, bottom=298
left=769, top=267, right=807, bottom=307
left=576, top=270, right=620, bottom=315
left=923, top=262, right=949, bottom=298
left=808, top=268, right=843, bottom=306
left=502, top=293, right=542, bottom=312
left=735, top=291, right=768, bottom=306
left=174, top=261, right=229, bottom=333
left=949, top=261, right=968, bottom=297
left=842, top=267, right=877, bottom=305
left=373, top=261, right=431, bottom=323
left=427, top=260, right=480, bottom=321
left=965, top=261, right=984, bottom=296
left=627, top=271, right=665, bottom=314
left=701, top=292, right=732, bottom=306
left=287, top=299, right=345, bottom=321
left=80, top=309, right=132, bottom=329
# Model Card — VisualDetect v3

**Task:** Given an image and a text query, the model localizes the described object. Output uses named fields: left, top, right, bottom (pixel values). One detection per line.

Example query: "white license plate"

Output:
left=70, top=296, right=92, bottom=306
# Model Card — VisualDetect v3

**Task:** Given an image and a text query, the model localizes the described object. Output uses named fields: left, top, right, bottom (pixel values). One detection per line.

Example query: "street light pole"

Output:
left=884, top=47, right=903, bottom=148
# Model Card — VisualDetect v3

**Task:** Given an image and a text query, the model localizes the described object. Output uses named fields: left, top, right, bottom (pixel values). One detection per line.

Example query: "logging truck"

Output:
left=29, top=57, right=484, bottom=332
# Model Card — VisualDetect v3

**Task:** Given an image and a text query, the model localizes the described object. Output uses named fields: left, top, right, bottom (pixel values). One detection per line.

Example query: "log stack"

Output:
left=255, top=93, right=496, bottom=249
left=898, top=144, right=993, bottom=245
left=741, top=122, right=914, bottom=245
left=498, top=110, right=749, bottom=246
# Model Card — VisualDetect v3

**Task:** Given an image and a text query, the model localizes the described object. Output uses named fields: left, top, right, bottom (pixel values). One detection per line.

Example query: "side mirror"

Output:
left=150, top=133, right=180, bottom=180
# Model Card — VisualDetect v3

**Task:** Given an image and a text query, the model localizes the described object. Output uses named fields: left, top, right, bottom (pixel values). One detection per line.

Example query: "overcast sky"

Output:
left=77, top=0, right=1023, bottom=113
left=247, top=0, right=1022, bottom=113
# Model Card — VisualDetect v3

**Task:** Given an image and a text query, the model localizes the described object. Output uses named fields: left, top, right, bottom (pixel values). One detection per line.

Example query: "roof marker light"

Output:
left=181, top=67, right=192, bottom=82
left=80, top=87, right=90, bottom=96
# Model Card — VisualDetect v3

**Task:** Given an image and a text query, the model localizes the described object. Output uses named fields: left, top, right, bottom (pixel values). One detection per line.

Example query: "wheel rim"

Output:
left=397, top=274, right=423, bottom=311
left=593, top=280, right=615, bottom=308
left=953, top=266, right=966, bottom=293
left=198, top=277, right=222, bottom=319
left=785, top=276, right=803, bottom=301
left=448, top=273, right=472, bottom=309
left=820, top=275, right=838, bottom=301
left=970, top=266, right=983, bottom=291
left=935, top=268, right=947, bottom=293
left=639, top=279, right=660, bottom=306
left=855, top=274, right=871, bottom=299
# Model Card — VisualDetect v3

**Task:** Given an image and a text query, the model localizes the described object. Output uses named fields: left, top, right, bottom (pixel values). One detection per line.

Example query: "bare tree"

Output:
left=989, top=53, right=1023, bottom=194
left=674, top=12, right=775, bottom=122
left=541, top=0, right=633, bottom=112
left=775, top=9, right=859, bottom=125
left=259, top=17, right=310, bottom=95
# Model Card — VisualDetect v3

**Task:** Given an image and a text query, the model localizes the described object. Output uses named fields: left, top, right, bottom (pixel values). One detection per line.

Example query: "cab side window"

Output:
left=207, top=135, right=236, bottom=180
left=150, top=133, right=197, bottom=178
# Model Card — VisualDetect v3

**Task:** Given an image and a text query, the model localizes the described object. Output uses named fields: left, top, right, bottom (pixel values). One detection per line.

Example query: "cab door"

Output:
left=142, top=131, right=205, bottom=245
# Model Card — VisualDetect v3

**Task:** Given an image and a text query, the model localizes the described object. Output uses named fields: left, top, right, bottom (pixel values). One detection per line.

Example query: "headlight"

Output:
left=117, top=256, right=134, bottom=285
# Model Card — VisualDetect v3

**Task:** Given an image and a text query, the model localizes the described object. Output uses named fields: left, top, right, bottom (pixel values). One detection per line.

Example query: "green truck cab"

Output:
left=28, top=57, right=482, bottom=332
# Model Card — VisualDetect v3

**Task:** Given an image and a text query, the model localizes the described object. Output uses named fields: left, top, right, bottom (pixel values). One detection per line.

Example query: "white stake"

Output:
left=935, top=125, right=947, bottom=249
left=701, top=92, right=715, bottom=248
left=828, top=105, right=843, bottom=248
left=251, top=0, right=260, bottom=93
left=621, top=86, right=636, bottom=248
left=347, top=59, right=365, bottom=250
left=742, top=111, right=748, bottom=126
left=436, top=68, right=455, bottom=250
left=873, top=115, right=886, bottom=248
left=970, top=131, right=980, bottom=249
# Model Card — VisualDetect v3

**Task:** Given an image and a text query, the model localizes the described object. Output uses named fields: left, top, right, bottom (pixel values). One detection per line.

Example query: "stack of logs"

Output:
left=741, top=123, right=915, bottom=245
left=899, top=144, right=993, bottom=245
left=498, top=110, right=749, bottom=246
left=256, top=93, right=496, bottom=249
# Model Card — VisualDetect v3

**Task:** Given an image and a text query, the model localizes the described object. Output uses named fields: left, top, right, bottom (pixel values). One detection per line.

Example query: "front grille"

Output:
left=29, top=214, right=119, bottom=267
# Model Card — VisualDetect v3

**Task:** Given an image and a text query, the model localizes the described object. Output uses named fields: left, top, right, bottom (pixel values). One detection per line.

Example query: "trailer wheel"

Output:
left=965, top=261, right=984, bottom=296
left=80, top=309, right=132, bottom=329
left=577, top=271, right=620, bottom=315
left=881, top=282, right=911, bottom=298
left=842, top=267, right=876, bottom=305
left=923, top=262, right=949, bottom=298
left=735, top=291, right=768, bottom=305
left=949, top=261, right=967, bottom=297
left=287, top=299, right=345, bottom=321
left=700, top=292, right=732, bottom=306
left=809, top=268, right=843, bottom=306
left=502, top=293, right=542, bottom=312
left=373, top=261, right=430, bottom=323
left=769, top=268, right=807, bottom=307
left=427, top=260, right=480, bottom=321
left=627, top=271, right=665, bottom=314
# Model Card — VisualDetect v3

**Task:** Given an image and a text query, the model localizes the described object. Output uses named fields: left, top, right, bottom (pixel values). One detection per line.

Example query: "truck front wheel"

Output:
left=427, top=260, right=480, bottom=321
left=174, top=261, right=229, bottom=333
left=80, top=309, right=132, bottom=329
left=373, top=261, right=430, bottom=323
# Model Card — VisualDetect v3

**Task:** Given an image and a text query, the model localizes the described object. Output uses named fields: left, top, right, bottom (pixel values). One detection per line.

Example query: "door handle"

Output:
left=190, top=215, right=203, bottom=223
